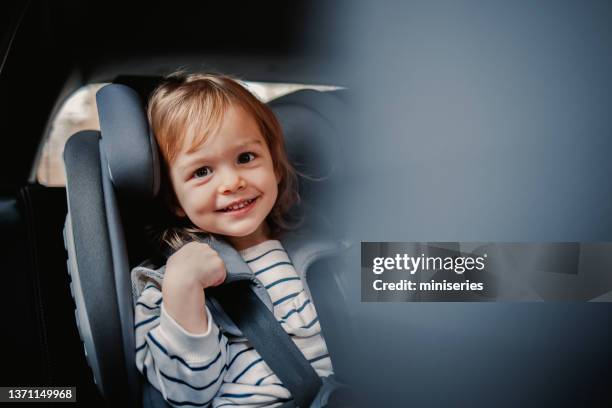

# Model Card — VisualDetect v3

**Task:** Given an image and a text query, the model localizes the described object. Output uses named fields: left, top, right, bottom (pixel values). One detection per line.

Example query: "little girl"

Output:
left=131, top=73, right=340, bottom=408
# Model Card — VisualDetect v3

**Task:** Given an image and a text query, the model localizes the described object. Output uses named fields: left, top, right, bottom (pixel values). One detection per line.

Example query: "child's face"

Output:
left=169, top=104, right=280, bottom=250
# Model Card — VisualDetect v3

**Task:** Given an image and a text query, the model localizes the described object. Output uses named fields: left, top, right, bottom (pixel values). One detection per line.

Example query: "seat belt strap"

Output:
left=211, top=281, right=322, bottom=408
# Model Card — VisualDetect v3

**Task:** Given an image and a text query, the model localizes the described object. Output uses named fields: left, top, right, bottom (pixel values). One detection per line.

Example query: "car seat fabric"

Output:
left=63, top=82, right=350, bottom=407
left=97, top=84, right=160, bottom=200
left=64, top=130, right=140, bottom=406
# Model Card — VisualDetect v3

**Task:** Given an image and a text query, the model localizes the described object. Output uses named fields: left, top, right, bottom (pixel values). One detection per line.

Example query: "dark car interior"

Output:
left=1, top=1, right=350, bottom=406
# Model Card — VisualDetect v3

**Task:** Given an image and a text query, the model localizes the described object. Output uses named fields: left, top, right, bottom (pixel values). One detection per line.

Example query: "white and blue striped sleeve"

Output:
left=134, top=284, right=229, bottom=407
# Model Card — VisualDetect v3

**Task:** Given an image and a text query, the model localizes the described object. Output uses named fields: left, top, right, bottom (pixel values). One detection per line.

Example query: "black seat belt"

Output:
left=210, top=281, right=323, bottom=408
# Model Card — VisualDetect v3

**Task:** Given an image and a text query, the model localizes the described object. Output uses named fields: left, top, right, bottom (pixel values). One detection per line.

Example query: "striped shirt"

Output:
left=134, top=240, right=333, bottom=407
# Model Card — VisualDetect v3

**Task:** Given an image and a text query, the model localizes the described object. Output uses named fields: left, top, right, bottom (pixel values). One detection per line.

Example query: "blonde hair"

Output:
left=147, top=72, right=300, bottom=253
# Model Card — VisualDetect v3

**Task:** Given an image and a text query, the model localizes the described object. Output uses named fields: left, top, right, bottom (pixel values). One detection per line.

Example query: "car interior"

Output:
left=1, top=1, right=353, bottom=406
left=5, top=1, right=612, bottom=408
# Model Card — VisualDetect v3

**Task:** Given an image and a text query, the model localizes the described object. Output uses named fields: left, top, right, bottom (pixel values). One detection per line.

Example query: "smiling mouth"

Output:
left=217, top=197, right=259, bottom=213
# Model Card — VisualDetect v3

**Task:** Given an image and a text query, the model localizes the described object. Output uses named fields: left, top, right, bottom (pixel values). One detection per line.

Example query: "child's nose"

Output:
left=218, top=170, right=246, bottom=194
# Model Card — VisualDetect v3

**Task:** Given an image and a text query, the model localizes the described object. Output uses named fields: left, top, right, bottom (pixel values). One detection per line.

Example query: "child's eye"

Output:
left=237, top=152, right=256, bottom=164
left=193, top=166, right=212, bottom=179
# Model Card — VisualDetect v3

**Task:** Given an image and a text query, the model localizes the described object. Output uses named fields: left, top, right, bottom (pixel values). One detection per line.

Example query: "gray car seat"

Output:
left=62, top=81, right=352, bottom=406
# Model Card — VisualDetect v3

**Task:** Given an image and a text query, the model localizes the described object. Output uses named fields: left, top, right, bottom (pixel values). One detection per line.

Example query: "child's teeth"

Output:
left=227, top=199, right=252, bottom=211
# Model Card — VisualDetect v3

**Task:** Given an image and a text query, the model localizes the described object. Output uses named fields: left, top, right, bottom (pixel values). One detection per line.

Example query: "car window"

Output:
left=35, top=81, right=340, bottom=187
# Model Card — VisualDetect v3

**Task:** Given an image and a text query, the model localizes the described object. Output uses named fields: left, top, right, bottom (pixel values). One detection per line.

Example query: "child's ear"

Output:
left=173, top=205, right=186, bottom=218
left=167, top=196, right=186, bottom=218
left=275, top=168, right=281, bottom=185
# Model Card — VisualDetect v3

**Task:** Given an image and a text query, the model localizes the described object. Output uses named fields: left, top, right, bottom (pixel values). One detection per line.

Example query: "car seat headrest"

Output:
left=96, top=84, right=160, bottom=199
left=268, top=90, right=343, bottom=183
left=96, top=83, right=346, bottom=204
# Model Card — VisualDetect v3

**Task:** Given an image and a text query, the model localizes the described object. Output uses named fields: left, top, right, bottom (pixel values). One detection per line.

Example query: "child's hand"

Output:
left=166, top=242, right=227, bottom=289
left=162, top=242, right=226, bottom=334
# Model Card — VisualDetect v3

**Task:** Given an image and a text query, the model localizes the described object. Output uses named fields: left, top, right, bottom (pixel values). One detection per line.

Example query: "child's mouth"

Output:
left=217, top=196, right=259, bottom=214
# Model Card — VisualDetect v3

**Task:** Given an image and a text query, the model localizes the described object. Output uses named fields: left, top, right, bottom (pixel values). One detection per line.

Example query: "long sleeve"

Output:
left=134, top=283, right=229, bottom=407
